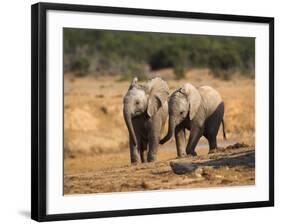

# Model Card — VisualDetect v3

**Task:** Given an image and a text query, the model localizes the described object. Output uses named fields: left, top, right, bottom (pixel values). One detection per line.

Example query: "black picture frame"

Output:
left=31, top=2, right=274, bottom=222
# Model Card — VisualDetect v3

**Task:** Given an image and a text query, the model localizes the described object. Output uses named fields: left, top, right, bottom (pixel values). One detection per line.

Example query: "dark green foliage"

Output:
left=64, top=28, right=255, bottom=80
left=174, top=64, right=185, bottom=80
left=71, top=57, right=90, bottom=77
left=149, top=45, right=186, bottom=70
left=118, top=63, right=149, bottom=81
left=208, top=46, right=240, bottom=80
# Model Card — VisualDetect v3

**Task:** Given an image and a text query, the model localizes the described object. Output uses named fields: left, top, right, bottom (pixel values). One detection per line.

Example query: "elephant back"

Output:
left=198, top=86, right=223, bottom=117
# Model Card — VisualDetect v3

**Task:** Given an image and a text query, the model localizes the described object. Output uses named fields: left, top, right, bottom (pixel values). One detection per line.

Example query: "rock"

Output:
left=195, top=167, right=203, bottom=174
left=170, top=162, right=198, bottom=175
left=202, top=166, right=214, bottom=172
left=200, top=166, right=214, bottom=179
left=194, top=167, right=203, bottom=178
left=100, top=106, right=108, bottom=114
left=141, top=181, right=151, bottom=189
left=195, top=173, right=202, bottom=178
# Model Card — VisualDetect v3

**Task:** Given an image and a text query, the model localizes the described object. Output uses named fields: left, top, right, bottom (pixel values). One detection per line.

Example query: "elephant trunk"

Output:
left=123, top=107, right=137, bottom=146
left=160, top=117, right=176, bottom=144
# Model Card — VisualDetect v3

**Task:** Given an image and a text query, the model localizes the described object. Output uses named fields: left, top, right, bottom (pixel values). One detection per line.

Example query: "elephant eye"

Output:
left=135, top=101, right=140, bottom=105
left=180, top=111, right=184, bottom=115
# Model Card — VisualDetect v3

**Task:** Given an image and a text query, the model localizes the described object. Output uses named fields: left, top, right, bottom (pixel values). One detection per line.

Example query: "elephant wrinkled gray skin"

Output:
left=123, top=77, right=169, bottom=164
left=160, top=83, right=226, bottom=157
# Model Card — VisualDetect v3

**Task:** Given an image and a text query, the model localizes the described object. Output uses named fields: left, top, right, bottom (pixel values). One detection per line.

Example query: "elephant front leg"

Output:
left=140, top=150, right=148, bottom=163
left=129, top=137, right=140, bottom=165
left=147, top=137, right=159, bottom=162
left=175, top=126, right=186, bottom=158
left=140, top=140, right=148, bottom=163
left=186, top=126, right=203, bottom=156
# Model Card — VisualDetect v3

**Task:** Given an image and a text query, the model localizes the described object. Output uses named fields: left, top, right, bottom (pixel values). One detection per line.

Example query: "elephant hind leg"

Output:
left=207, top=136, right=217, bottom=150
left=204, top=129, right=217, bottom=151
left=204, top=102, right=224, bottom=151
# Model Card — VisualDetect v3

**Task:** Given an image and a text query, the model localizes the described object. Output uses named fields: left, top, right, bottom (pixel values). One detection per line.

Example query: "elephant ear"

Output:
left=146, top=78, right=169, bottom=117
left=180, top=83, right=201, bottom=120
left=128, top=77, right=138, bottom=90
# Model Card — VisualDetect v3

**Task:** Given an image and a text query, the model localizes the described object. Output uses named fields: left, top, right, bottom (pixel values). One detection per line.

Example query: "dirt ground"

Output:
left=64, top=146, right=255, bottom=194
left=64, top=68, right=255, bottom=195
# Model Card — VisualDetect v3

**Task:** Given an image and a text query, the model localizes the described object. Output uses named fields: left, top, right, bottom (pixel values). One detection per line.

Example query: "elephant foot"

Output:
left=186, top=150, right=197, bottom=156
left=209, top=147, right=223, bottom=154
left=176, top=149, right=185, bottom=158
left=130, top=156, right=140, bottom=165
left=177, top=153, right=185, bottom=159
left=147, top=153, right=156, bottom=162
left=147, top=157, right=156, bottom=162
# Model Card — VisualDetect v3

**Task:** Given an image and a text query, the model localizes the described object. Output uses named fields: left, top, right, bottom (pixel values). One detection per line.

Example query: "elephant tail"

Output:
left=222, top=119, right=226, bottom=140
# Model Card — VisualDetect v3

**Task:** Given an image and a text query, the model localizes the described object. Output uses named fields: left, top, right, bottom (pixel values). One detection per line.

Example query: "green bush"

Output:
left=118, top=63, right=148, bottom=81
left=117, top=73, right=132, bottom=82
left=149, top=46, right=186, bottom=70
left=174, top=64, right=185, bottom=80
left=71, top=57, right=90, bottom=77
left=208, top=46, right=241, bottom=79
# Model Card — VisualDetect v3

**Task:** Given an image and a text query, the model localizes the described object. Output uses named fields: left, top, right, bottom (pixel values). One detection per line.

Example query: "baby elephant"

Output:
left=123, top=77, right=169, bottom=164
left=160, top=83, right=226, bottom=157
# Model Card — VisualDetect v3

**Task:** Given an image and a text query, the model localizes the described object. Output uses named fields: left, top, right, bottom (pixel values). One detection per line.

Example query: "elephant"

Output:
left=123, top=77, right=169, bottom=164
left=160, top=83, right=226, bottom=157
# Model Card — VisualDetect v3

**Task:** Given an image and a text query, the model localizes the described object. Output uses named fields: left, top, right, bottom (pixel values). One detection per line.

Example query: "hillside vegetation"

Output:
left=64, top=29, right=255, bottom=80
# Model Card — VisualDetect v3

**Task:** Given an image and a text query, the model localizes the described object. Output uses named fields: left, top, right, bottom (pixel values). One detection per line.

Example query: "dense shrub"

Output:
left=174, top=64, right=185, bottom=80
left=208, top=46, right=241, bottom=79
left=71, top=57, right=90, bottom=77
left=118, top=63, right=149, bottom=81
left=149, top=46, right=185, bottom=69
left=64, top=28, right=255, bottom=79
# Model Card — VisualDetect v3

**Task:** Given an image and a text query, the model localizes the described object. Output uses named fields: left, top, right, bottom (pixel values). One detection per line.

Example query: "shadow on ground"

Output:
left=196, top=151, right=255, bottom=168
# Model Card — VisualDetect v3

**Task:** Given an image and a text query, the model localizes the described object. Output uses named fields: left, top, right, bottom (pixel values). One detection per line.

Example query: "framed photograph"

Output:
left=31, top=2, right=274, bottom=222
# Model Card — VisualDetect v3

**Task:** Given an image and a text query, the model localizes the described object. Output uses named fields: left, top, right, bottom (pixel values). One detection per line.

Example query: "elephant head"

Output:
left=123, top=77, right=169, bottom=146
left=160, top=83, right=201, bottom=144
